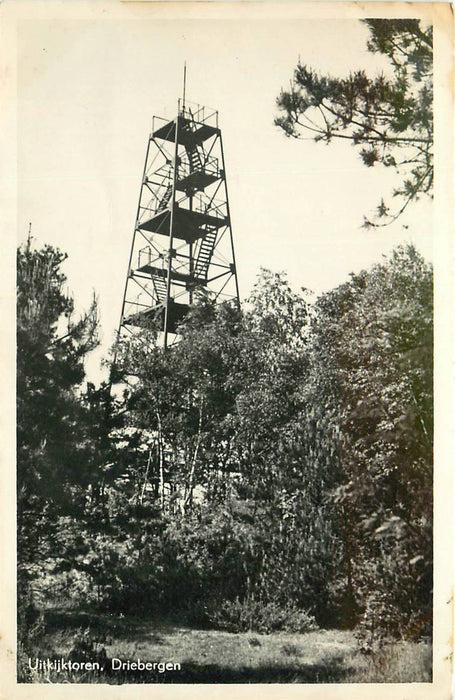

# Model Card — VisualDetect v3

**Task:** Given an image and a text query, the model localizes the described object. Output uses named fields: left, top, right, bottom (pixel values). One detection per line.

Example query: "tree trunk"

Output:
left=156, top=411, right=165, bottom=511
left=183, top=395, right=204, bottom=513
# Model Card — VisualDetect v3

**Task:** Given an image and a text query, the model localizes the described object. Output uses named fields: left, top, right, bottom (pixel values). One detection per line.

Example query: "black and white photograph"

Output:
left=1, top=1, right=452, bottom=696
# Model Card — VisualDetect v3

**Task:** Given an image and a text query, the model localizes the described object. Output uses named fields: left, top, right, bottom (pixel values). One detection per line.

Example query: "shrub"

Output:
left=68, top=627, right=108, bottom=666
left=208, top=597, right=318, bottom=634
left=17, top=589, right=46, bottom=682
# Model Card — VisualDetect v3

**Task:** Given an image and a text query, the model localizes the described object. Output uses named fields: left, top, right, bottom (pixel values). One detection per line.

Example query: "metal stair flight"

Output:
left=187, top=145, right=202, bottom=174
left=151, top=271, right=168, bottom=302
left=194, top=224, right=217, bottom=282
left=157, top=183, right=173, bottom=211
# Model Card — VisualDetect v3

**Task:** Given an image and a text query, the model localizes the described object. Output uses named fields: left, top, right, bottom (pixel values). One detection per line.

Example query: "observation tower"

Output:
left=118, top=98, right=240, bottom=348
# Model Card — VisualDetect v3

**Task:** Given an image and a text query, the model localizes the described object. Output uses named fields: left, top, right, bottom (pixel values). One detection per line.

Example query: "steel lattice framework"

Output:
left=118, top=99, right=240, bottom=347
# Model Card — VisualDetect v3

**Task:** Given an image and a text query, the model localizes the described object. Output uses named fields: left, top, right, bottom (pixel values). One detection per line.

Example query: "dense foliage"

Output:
left=17, top=237, right=99, bottom=647
left=17, top=238, right=99, bottom=569
left=275, top=19, right=433, bottom=227
left=17, top=241, right=432, bottom=647
left=312, top=246, right=433, bottom=645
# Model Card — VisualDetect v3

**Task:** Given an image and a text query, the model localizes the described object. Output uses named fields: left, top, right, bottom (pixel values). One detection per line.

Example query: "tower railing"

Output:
left=177, top=153, right=219, bottom=181
left=178, top=99, right=218, bottom=128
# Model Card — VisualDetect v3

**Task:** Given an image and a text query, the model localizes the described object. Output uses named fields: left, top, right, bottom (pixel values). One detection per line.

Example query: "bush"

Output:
left=355, top=590, right=432, bottom=653
left=68, top=627, right=108, bottom=666
left=17, top=575, right=46, bottom=682
left=208, top=597, right=318, bottom=634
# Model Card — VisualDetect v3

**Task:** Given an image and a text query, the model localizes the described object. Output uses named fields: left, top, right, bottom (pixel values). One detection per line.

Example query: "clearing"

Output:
left=19, top=609, right=432, bottom=684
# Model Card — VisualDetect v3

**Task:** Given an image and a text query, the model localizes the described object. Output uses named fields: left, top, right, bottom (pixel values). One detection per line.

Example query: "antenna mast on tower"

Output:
left=182, top=62, right=187, bottom=110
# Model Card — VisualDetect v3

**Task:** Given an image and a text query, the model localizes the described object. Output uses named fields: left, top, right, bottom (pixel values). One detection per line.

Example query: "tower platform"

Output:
left=124, top=299, right=190, bottom=335
left=175, top=169, right=219, bottom=192
left=153, top=116, right=219, bottom=148
left=135, top=263, right=206, bottom=288
left=138, top=206, right=227, bottom=243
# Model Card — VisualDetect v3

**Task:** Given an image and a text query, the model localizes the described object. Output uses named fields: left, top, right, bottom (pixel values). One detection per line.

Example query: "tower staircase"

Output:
left=187, top=145, right=202, bottom=174
left=157, top=183, right=173, bottom=211
left=193, top=225, right=217, bottom=282
left=151, top=269, right=169, bottom=302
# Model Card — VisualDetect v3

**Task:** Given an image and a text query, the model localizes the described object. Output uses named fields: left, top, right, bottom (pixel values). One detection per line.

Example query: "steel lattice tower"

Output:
left=118, top=99, right=240, bottom=348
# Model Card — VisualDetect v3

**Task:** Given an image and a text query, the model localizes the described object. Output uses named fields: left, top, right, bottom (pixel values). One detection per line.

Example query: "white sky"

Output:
left=17, top=13, right=433, bottom=382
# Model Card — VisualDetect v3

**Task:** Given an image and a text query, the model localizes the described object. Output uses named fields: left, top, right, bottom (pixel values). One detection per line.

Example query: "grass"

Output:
left=18, top=609, right=432, bottom=684
left=347, top=640, right=432, bottom=683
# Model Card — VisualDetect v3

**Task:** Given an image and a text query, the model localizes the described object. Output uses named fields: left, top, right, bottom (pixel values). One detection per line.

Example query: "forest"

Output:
left=17, top=239, right=433, bottom=682
left=16, top=18, right=433, bottom=685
